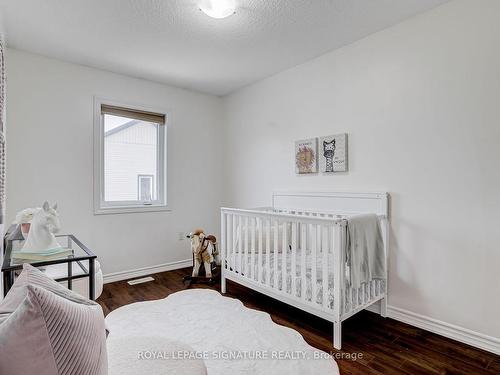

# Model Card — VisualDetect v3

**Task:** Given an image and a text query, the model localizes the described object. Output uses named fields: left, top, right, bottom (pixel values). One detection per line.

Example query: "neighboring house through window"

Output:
left=94, top=99, right=167, bottom=214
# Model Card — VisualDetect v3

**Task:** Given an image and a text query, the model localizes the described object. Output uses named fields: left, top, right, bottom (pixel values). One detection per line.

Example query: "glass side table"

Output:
left=2, top=234, right=97, bottom=300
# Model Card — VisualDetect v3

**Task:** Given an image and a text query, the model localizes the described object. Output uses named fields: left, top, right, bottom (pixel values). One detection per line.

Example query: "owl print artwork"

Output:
left=295, top=138, right=318, bottom=174
left=319, top=134, right=348, bottom=173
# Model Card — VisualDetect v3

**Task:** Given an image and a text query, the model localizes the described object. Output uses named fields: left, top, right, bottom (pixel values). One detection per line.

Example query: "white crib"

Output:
left=220, top=191, right=389, bottom=350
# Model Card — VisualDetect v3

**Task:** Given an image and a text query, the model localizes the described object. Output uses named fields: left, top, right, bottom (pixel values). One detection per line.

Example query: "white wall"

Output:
left=5, top=0, right=499, bottom=347
left=222, top=0, right=500, bottom=339
left=5, top=49, right=224, bottom=275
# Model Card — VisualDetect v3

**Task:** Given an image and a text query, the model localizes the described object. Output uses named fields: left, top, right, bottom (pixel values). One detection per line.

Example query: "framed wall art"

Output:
left=319, top=133, right=348, bottom=173
left=295, top=138, right=318, bottom=174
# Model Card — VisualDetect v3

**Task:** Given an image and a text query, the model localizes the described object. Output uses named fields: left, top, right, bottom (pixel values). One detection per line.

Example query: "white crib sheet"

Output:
left=227, top=251, right=386, bottom=311
left=229, top=250, right=335, bottom=309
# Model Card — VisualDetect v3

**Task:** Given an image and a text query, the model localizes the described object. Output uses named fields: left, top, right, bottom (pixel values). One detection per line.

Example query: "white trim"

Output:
left=94, top=205, right=171, bottom=215
left=272, top=190, right=389, bottom=217
left=103, top=259, right=192, bottom=284
left=93, top=96, right=169, bottom=215
left=387, top=305, right=500, bottom=355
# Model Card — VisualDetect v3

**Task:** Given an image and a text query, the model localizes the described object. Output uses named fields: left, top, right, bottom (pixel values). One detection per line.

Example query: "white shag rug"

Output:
left=105, top=289, right=339, bottom=375
left=107, top=336, right=208, bottom=375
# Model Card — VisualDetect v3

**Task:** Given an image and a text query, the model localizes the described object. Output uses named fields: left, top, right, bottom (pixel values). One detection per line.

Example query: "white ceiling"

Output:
left=0, top=0, right=449, bottom=96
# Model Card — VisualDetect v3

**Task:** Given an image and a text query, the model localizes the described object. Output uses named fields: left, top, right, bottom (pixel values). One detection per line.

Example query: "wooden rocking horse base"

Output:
left=182, top=262, right=220, bottom=286
left=182, top=274, right=218, bottom=286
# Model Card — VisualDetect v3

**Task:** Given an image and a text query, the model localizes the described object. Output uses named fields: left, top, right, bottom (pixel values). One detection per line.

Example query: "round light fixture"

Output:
left=198, top=0, right=236, bottom=19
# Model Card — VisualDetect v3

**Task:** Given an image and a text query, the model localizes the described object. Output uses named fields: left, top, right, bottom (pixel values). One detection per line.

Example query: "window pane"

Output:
left=104, top=114, right=158, bottom=202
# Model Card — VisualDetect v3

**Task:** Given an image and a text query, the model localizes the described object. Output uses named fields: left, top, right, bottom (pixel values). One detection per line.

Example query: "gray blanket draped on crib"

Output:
left=345, top=214, right=386, bottom=289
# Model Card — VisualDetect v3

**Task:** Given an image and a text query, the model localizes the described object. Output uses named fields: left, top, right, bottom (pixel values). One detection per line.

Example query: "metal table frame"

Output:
left=2, top=234, right=97, bottom=300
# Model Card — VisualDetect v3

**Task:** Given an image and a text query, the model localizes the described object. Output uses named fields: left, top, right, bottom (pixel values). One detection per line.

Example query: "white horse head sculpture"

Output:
left=21, top=201, right=62, bottom=252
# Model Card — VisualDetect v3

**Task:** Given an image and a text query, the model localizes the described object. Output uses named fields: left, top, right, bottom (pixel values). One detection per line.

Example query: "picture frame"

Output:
left=295, top=138, right=318, bottom=174
left=319, top=133, right=348, bottom=173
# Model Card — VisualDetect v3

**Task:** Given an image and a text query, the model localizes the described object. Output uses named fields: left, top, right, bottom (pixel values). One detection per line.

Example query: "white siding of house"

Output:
left=104, top=122, right=158, bottom=201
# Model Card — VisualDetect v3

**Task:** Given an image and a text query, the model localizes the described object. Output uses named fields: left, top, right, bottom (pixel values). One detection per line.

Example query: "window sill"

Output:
left=94, top=205, right=171, bottom=215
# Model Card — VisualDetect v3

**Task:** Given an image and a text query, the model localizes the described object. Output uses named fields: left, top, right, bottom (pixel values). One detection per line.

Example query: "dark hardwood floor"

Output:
left=98, top=268, right=499, bottom=374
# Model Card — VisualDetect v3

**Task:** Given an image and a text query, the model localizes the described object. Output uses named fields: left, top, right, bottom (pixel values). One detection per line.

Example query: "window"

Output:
left=94, top=99, right=167, bottom=214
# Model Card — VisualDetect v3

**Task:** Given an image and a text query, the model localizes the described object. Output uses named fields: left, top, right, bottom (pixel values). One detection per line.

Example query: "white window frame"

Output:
left=93, top=97, right=169, bottom=215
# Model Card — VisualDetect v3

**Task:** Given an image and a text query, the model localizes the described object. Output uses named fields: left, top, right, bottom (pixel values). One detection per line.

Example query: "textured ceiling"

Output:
left=0, top=0, right=449, bottom=96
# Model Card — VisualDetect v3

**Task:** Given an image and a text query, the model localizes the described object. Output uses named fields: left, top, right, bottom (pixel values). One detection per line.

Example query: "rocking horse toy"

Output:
left=183, top=228, right=219, bottom=285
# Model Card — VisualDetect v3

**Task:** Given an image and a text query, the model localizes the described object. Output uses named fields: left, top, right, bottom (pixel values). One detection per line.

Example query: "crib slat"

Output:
left=291, top=222, right=297, bottom=298
left=227, top=214, right=233, bottom=272
left=322, top=225, right=328, bottom=308
left=331, top=225, right=336, bottom=311
left=311, top=224, right=318, bottom=305
left=251, top=217, right=256, bottom=280
left=258, top=217, right=263, bottom=283
left=227, top=214, right=234, bottom=271
left=333, top=223, right=344, bottom=332
left=266, top=219, right=271, bottom=286
left=273, top=219, right=279, bottom=290
left=244, top=216, right=249, bottom=277
left=238, top=216, right=242, bottom=274
left=301, top=224, right=307, bottom=301
left=282, top=222, right=287, bottom=293
left=231, top=215, right=236, bottom=271
left=220, top=212, right=227, bottom=268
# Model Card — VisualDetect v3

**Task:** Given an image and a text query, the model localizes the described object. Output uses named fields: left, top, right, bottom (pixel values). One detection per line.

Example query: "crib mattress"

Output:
left=228, top=250, right=335, bottom=309
left=227, top=252, right=386, bottom=311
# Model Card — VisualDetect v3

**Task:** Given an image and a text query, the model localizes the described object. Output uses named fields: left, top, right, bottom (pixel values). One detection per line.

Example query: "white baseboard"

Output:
left=103, top=259, right=192, bottom=284
left=365, top=301, right=500, bottom=354
left=386, top=305, right=500, bottom=355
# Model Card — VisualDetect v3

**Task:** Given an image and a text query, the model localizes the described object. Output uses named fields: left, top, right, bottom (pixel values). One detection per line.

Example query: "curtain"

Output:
left=0, top=37, right=5, bottom=227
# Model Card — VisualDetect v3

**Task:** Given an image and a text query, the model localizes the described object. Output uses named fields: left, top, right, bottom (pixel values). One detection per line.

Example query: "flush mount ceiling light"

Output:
left=198, top=0, right=236, bottom=19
